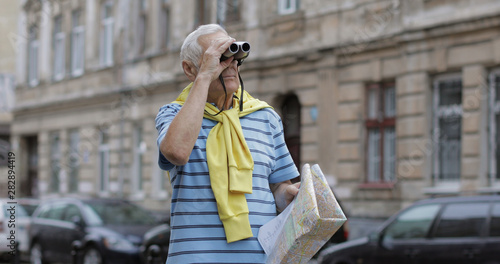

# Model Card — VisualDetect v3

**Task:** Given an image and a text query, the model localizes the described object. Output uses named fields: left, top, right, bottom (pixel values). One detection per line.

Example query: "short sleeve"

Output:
left=268, top=113, right=300, bottom=184
left=155, top=104, right=182, bottom=171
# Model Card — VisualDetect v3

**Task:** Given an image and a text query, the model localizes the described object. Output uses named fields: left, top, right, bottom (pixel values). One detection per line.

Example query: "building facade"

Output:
left=13, top=0, right=500, bottom=226
left=0, top=0, right=19, bottom=187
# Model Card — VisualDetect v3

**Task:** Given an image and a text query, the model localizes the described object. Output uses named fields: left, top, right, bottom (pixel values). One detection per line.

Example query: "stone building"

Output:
left=0, top=0, right=19, bottom=186
left=13, top=0, right=500, bottom=229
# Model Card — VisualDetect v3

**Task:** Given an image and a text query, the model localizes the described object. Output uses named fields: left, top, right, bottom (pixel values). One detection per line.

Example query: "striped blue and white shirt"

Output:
left=156, top=103, right=299, bottom=264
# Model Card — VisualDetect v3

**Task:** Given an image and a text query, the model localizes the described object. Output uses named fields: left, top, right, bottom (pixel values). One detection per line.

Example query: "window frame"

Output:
left=137, top=0, right=148, bottom=54
left=278, top=0, right=299, bottom=15
left=432, top=74, right=463, bottom=187
left=152, top=144, right=169, bottom=200
left=216, top=0, right=241, bottom=26
left=132, top=124, right=145, bottom=198
left=71, top=9, right=85, bottom=77
left=194, top=0, right=211, bottom=27
left=28, top=26, right=40, bottom=87
left=159, top=0, right=171, bottom=49
left=0, top=74, right=15, bottom=113
left=489, top=70, right=500, bottom=187
left=364, top=82, right=396, bottom=185
left=99, top=1, right=114, bottom=67
left=53, top=15, right=65, bottom=82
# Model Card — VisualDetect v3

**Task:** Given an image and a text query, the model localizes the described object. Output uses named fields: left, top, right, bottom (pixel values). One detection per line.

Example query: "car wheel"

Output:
left=146, top=244, right=168, bottom=263
left=30, top=243, right=45, bottom=264
left=83, top=247, right=103, bottom=264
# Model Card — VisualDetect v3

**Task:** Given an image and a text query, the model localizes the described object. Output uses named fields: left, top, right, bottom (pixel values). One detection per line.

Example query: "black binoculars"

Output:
left=221, top=41, right=250, bottom=63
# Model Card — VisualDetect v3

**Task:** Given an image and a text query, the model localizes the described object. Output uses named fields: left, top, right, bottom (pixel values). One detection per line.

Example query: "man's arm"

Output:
left=270, top=180, right=301, bottom=212
left=160, top=37, right=235, bottom=166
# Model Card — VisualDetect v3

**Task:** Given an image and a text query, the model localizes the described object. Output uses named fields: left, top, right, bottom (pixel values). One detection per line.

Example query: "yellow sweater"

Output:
left=173, top=83, right=271, bottom=242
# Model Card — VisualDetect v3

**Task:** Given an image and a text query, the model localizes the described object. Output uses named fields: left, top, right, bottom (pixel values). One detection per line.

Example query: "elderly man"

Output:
left=156, top=24, right=300, bottom=263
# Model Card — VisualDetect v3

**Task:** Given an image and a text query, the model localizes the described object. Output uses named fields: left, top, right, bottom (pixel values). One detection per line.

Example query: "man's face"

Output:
left=198, top=31, right=240, bottom=100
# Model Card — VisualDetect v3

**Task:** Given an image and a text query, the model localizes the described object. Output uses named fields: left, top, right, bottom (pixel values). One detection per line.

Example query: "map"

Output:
left=258, top=164, right=347, bottom=264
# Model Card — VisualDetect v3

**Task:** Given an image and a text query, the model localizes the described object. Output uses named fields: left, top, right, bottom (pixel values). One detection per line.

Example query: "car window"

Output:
left=87, top=202, right=157, bottom=225
left=383, top=204, right=441, bottom=240
left=434, top=202, right=489, bottom=238
left=36, top=204, right=51, bottom=219
left=45, top=203, right=67, bottom=220
left=490, top=203, right=500, bottom=237
left=62, top=204, right=82, bottom=222
left=2, top=204, right=28, bottom=218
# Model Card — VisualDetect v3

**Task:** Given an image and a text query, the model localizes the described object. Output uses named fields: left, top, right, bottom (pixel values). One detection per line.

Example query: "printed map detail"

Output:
left=258, top=164, right=347, bottom=264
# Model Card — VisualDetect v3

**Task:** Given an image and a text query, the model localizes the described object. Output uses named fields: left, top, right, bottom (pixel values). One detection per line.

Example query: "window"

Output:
left=98, top=129, right=110, bottom=193
left=432, top=76, right=462, bottom=182
left=160, top=0, right=170, bottom=48
left=138, top=0, right=148, bottom=54
left=53, top=16, right=65, bottom=81
left=278, top=0, right=299, bottom=15
left=28, top=26, right=39, bottom=86
left=46, top=203, right=66, bottom=220
left=152, top=143, right=168, bottom=199
left=366, top=83, right=396, bottom=183
left=50, top=133, right=61, bottom=192
left=217, top=0, right=241, bottom=26
left=0, top=74, right=15, bottom=113
left=62, top=204, right=83, bottom=222
left=195, top=0, right=211, bottom=27
left=132, top=125, right=144, bottom=193
left=434, top=203, right=489, bottom=238
left=489, top=72, right=500, bottom=185
left=68, top=129, right=80, bottom=193
left=35, top=205, right=51, bottom=219
left=100, top=1, right=114, bottom=67
left=71, top=10, right=85, bottom=77
left=383, top=204, right=440, bottom=241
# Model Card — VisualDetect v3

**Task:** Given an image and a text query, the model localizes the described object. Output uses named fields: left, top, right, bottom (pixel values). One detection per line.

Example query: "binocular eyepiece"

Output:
left=221, top=41, right=250, bottom=63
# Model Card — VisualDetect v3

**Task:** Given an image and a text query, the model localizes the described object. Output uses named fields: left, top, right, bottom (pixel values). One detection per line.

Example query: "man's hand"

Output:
left=270, top=180, right=301, bottom=212
left=197, top=36, right=236, bottom=82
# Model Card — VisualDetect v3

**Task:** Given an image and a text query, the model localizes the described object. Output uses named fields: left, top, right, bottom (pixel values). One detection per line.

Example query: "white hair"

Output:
left=180, top=24, right=228, bottom=70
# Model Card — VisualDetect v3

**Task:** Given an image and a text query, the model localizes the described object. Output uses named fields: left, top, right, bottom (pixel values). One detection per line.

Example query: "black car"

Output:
left=140, top=223, right=170, bottom=264
left=318, top=195, right=500, bottom=264
left=29, top=197, right=160, bottom=264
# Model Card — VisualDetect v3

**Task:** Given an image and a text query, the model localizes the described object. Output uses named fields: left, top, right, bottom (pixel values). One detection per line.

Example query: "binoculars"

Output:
left=221, top=41, right=250, bottom=63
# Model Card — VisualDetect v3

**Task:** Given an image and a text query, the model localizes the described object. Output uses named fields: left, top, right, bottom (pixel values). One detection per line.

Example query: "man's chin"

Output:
left=222, top=80, right=240, bottom=91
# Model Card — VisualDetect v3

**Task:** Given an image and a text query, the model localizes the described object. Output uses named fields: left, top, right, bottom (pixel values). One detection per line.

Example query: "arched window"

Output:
left=281, top=94, right=301, bottom=171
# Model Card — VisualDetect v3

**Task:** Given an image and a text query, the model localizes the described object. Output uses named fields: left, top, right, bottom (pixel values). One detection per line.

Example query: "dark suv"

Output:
left=318, top=195, right=500, bottom=264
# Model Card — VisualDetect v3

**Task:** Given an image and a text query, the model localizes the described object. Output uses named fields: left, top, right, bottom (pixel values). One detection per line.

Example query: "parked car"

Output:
left=140, top=223, right=170, bottom=264
left=318, top=195, right=500, bottom=264
left=29, top=197, right=161, bottom=264
left=0, top=198, right=31, bottom=261
left=16, top=197, right=41, bottom=216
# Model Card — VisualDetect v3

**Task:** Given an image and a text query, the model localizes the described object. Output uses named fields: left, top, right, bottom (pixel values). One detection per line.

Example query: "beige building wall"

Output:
left=0, top=0, right=19, bottom=190
left=11, top=0, right=500, bottom=222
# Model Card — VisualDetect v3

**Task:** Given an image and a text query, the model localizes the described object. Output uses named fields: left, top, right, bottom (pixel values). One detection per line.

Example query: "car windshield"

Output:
left=2, top=203, right=29, bottom=218
left=84, top=201, right=157, bottom=226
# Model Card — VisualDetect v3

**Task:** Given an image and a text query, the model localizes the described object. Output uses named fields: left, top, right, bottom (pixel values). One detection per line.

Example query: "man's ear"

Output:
left=182, top=60, right=197, bottom=82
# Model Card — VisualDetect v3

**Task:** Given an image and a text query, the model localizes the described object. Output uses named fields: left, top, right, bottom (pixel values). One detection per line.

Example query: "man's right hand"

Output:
left=197, top=37, right=236, bottom=82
